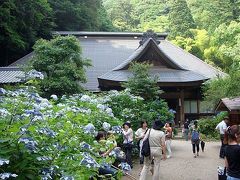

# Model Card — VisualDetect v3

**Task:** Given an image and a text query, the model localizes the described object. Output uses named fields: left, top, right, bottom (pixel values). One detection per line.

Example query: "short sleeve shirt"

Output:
left=135, top=128, right=147, bottom=139
left=145, top=129, right=165, bottom=149
left=225, top=145, right=240, bottom=178
left=216, top=121, right=227, bottom=135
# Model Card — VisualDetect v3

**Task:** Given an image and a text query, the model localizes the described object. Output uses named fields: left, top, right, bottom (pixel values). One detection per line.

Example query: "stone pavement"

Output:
left=122, top=140, right=225, bottom=180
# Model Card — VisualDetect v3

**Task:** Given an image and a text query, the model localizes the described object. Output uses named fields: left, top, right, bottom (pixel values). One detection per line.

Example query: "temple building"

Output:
left=2, top=30, right=226, bottom=125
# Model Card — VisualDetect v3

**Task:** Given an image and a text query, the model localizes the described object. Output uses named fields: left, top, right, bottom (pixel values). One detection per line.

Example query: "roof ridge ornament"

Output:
left=139, top=29, right=160, bottom=46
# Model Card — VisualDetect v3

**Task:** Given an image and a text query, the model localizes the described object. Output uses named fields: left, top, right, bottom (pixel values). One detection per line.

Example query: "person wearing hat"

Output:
left=139, top=119, right=166, bottom=180
left=216, top=116, right=229, bottom=158
left=122, top=121, right=134, bottom=168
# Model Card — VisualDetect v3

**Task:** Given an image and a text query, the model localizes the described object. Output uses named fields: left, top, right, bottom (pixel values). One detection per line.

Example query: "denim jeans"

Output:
left=227, top=176, right=240, bottom=180
left=184, top=129, right=189, bottom=141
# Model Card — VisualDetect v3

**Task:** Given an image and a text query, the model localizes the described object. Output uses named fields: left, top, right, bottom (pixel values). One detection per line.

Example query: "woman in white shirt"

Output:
left=122, top=121, right=134, bottom=168
left=135, top=121, right=148, bottom=165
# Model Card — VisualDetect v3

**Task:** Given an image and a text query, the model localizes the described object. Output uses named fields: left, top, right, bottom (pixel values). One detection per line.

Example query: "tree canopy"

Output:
left=0, top=0, right=113, bottom=66
left=31, top=35, right=91, bottom=97
left=123, top=62, right=162, bottom=101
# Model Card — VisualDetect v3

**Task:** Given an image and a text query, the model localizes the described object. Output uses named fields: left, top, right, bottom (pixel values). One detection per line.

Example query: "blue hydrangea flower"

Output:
left=80, top=152, right=99, bottom=168
left=111, top=126, right=122, bottom=134
left=109, top=147, right=125, bottom=159
left=121, top=162, right=131, bottom=172
left=37, top=156, right=52, bottom=161
left=37, top=127, right=57, bottom=138
left=40, top=165, right=59, bottom=180
left=18, top=137, right=38, bottom=152
left=80, top=142, right=92, bottom=150
left=84, top=123, right=96, bottom=135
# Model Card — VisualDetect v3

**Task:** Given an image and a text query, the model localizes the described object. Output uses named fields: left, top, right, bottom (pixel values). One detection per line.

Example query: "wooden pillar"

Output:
left=179, top=89, right=185, bottom=126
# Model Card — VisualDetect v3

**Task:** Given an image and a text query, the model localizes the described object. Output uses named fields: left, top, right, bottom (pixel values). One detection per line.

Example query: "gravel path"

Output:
left=122, top=140, right=225, bottom=180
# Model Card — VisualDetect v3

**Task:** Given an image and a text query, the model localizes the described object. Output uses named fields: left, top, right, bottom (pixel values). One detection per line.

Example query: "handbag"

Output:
left=141, top=129, right=152, bottom=157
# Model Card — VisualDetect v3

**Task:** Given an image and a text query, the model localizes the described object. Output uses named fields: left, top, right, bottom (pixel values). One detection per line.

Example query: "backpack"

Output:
left=191, top=130, right=199, bottom=141
left=141, top=129, right=151, bottom=157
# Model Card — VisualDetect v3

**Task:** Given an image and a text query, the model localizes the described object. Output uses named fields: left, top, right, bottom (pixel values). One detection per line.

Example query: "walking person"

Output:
left=224, top=125, right=240, bottom=180
left=139, top=119, right=166, bottom=180
left=122, top=121, right=134, bottom=168
left=164, top=122, right=173, bottom=158
left=183, top=119, right=190, bottom=141
left=190, top=121, right=200, bottom=158
left=135, top=120, right=148, bottom=165
left=216, top=116, right=229, bottom=158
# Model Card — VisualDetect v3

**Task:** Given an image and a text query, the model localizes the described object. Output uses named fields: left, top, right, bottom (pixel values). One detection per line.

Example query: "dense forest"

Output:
left=0, top=0, right=113, bottom=66
left=103, top=0, right=240, bottom=72
left=1, top=0, right=240, bottom=73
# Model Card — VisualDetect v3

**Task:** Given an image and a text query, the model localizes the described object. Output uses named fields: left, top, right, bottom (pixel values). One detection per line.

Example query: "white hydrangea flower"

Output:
left=50, top=94, right=58, bottom=100
left=97, top=104, right=105, bottom=111
left=0, top=173, right=18, bottom=179
left=105, top=108, right=112, bottom=114
left=0, top=159, right=9, bottom=166
left=80, top=95, right=91, bottom=102
left=102, top=122, right=111, bottom=132
left=26, top=69, right=44, bottom=80
left=0, top=88, right=6, bottom=95
left=0, top=108, right=10, bottom=117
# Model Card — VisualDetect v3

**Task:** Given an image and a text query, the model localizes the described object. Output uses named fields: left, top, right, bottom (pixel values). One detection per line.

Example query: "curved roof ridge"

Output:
left=113, top=38, right=184, bottom=71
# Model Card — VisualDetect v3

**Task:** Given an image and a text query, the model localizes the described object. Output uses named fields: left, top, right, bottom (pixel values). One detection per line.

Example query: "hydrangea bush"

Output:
left=0, top=87, right=122, bottom=179
left=100, top=89, right=174, bottom=130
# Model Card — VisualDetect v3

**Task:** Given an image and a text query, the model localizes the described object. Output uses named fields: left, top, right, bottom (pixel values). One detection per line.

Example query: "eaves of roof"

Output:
left=113, top=38, right=184, bottom=71
left=0, top=67, right=25, bottom=84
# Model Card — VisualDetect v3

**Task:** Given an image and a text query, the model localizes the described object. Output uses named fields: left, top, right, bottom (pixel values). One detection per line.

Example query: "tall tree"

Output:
left=168, top=0, right=196, bottom=38
left=49, top=0, right=113, bottom=31
left=187, top=0, right=237, bottom=33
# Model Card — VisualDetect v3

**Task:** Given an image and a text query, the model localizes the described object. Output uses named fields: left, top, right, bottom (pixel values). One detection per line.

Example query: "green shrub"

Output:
left=198, top=112, right=228, bottom=139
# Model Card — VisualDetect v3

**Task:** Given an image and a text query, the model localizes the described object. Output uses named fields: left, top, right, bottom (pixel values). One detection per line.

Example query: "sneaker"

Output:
left=194, top=154, right=196, bottom=158
left=167, top=155, right=171, bottom=159
left=197, top=153, right=199, bottom=156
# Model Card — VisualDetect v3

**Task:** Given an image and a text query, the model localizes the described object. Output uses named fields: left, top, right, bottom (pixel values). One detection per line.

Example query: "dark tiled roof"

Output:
left=216, top=97, right=240, bottom=111
left=113, top=38, right=183, bottom=71
left=9, top=52, right=34, bottom=67
left=0, top=67, right=25, bottom=84
left=53, top=31, right=168, bottom=39
left=159, top=40, right=225, bottom=78
left=99, top=68, right=208, bottom=83
left=8, top=32, right=226, bottom=91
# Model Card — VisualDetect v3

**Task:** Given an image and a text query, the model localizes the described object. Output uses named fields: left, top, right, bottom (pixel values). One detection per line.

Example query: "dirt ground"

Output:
left=122, top=139, right=225, bottom=180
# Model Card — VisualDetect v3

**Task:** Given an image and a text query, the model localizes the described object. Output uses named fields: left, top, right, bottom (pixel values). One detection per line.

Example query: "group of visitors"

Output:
left=121, top=119, right=173, bottom=180
left=216, top=117, right=240, bottom=180
left=96, top=116, right=240, bottom=180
